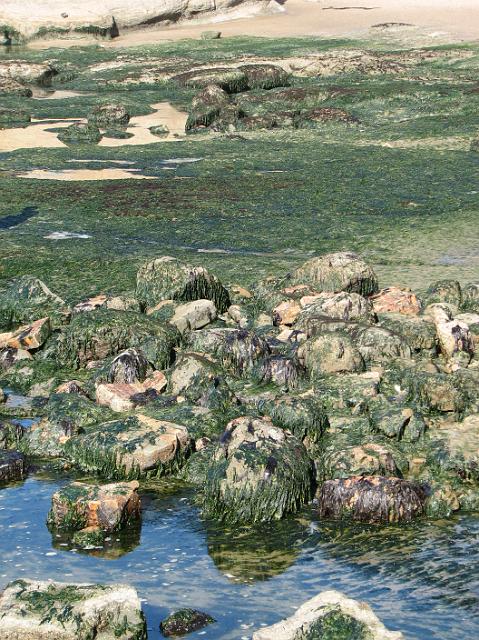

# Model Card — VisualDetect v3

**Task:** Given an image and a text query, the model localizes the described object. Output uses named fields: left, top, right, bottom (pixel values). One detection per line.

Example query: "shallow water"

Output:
left=0, top=470, right=478, bottom=640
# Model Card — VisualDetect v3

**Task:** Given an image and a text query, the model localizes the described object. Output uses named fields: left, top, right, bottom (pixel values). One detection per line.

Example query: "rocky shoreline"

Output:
left=0, top=249, right=478, bottom=637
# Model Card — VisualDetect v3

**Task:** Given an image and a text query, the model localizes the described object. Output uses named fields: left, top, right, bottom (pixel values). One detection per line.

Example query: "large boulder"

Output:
left=321, top=443, right=402, bottom=480
left=252, top=590, right=403, bottom=640
left=96, top=371, right=167, bottom=412
left=169, top=299, right=217, bottom=334
left=296, top=291, right=375, bottom=324
left=435, top=319, right=475, bottom=367
left=47, top=480, right=140, bottom=532
left=0, top=275, right=66, bottom=331
left=292, top=252, right=378, bottom=296
left=57, top=123, right=102, bottom=145
left=239, top=64, right=290, bottom=90
left=168, top=352, right=234, bottom=409
left=0, top=579, right=147, bottom=639
left=427, top=414, right=479, bottom=482
left=371, top=286, right=421, bottom=315
left=298, top=333, right=364, bottom=377
left=318, top=476, right=426, bottom=524
left=257, top=394, right=328, bottom=445
left=55, top=309, right=179, bottom=369
left=64, top=414, right=190, bottom=480
left=377, top=313, right=437, bottom=352
left=202, top=416, right=314, bottom=523
left=354, top=326, right=412, bottom=365
left=425, top=279, right=462, bottom=308
left=0, top=60, right=57, bottom=84
left=136, top=256, right=230, bottom=313
left=89, top=103, right=130, bottom=126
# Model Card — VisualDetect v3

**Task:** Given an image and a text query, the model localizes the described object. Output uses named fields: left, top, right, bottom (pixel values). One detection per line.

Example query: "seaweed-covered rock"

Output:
left=160, top=609, right=215, bottom=637
left=0, top=579, right=147, bottom=640
left=188, top=328, right=271, bottom=376
left=169, top=352, right=234, bottom=410
left=89, top=103, right=130, bottom=126
left=318, top=476, right=425, bottom=524
left=0, top=107, right=30, bottom=125
left=298, top=333, right=364, bottom=377
left=462, top=283, right=479, bottom=312
left=404, top=369, right=466, bottom=414
left=57, top=122, right=103, bottom=145
left=47, top=480, right=140, bottom=532
left=377, top=313, right=437, bottom=352
left=170, top=299, right=217, bottom=334
left=239, top=64, right=290, bottom=90
left=173, top=67, right=248, bottom=93
left=186, top=84, right=229, bottom=131
left=257, top=394, right=328, bottom=445
left=425, top=279, right=462, bottom=308
left=371, top=287, right=421, bottom=315
left=55, top=309, right=179, bottom=369
left=315, top=371, right=380, bottom=412
left=252, top=590, right=403, bottom=640
left=321, top=443, right=401, bottom=480
left=136, top=256, right=230, bottom=313
left=106, top=348, right=149, bottom=384
left=427, top=414, right=479, bottom=482
left=0, top=77, right=33, bottom=97
left=0, top=347, right=32, bottom=372
left=354, top=326, right=412, bottom=364
left=297, top=291, right=375, bottom=324
left=256, top=355, right=301, bottom=390
left=64, top=414, right=190, bottom=480
left=0, top=60, right=57, bottom=85
left=149, top=124, right=169, bottom=137
left=0, top=275, right=66, bottom=331
left=0, top=450, right=26, bottom=483
left=369, top=402, right=426, bottom=443
left=202, top=416, right=313, bottom=523
left=296, top=107, right=359, bottom=126
left=292, top=252, right=378, bottom=296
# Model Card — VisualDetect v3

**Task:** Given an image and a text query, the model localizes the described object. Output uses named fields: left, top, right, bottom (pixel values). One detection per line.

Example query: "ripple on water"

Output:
left=0, top=473, right=478, bottom=640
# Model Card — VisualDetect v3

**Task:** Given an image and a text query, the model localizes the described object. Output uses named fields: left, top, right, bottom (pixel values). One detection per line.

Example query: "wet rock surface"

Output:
left=160, top=608, right=215, bottom=636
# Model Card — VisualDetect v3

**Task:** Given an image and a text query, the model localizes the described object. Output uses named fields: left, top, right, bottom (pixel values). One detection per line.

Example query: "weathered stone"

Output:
left=89, top=103, right=130, bottom=126
left=436, top=319, right=475, bottom=367
left=169, top=352, right=234, bottom=410
left=64, top=414, right=190, bottom=480
left=426, top=279, right=462, bottom=307
left=354, top=325, right=412, bottom=364
left=298, top=333, right=364, bottom=377
left=371, top=286, right=421, bottom=315
left=0, top=347, right=32, bottom=372
left=240, top=63, right=290, bottom=90
left=56, top=309, right=179, bottom=370
left=96, top=371, right=167, bottom=412
left=0, top=450, right=26, bottom=483
left=170, top=299, right=217, bottom=334
left=321, top=442, right=402, bottom=480
left=298, top=291, right=375, bottom=324
left=57, top=122, right=103, bottom=145
left=252, top=590, right=403, bottom=640
left=188, top=327, right=271, bottom=376
left=0, top=579, right=147, bottom=640
left=315, top=371, right=380, bottom=412
left=257, top=355, right=301, bottom=390
left=272, top=300, right=301, bottom=326
left=0, top=317, right=51, bottom=351
left=160, top=609, right=216, bottom=637
left=292, top=252, right=378, bottom=296
left=106, top=348, right=149, bottom=384
left=406, top=370, right=466, bottom=414
left=0, top=60, right=57, bottom=84
left=257, top=394, right=328, bottom=445
left=202, top=416, right=313, bottom=523
left=55, top=380, right=87, bottom=395
left=462, top=283, right=479, bottom=312
left=136, top=256, right=230, bottom=313
left=428, top=414, right=479, bottom=482
left=423, top=302, right=454, bottom=324
left=377, top=313, right=437, bottom=351
left=48, top=480, right=140, bottom=532
left=227, top=304, right=248, bottom=328
left=318, top=476, right=425, bottom=524
left=0, top=275, right=66, bottom=331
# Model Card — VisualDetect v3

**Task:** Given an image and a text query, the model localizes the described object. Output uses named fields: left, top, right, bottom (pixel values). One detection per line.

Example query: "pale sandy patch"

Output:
left=18, top=168, right=158, bottom=181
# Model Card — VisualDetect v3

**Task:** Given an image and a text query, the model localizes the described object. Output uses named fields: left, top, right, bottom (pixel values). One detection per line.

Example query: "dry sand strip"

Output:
left=26, top=0, right=479, bottom=50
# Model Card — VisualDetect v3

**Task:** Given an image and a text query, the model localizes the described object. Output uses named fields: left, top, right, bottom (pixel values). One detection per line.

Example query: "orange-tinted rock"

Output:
left=96, top=371, right=167, bottom=412
left=371, top=287, right=421, bottom=315
left=0, top=317, right=51, bottom=350
left=272, top=300, right=301, bottom=326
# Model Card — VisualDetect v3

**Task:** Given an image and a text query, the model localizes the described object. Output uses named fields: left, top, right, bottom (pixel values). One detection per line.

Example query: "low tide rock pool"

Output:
left=0, top=470, right=478, bottom=640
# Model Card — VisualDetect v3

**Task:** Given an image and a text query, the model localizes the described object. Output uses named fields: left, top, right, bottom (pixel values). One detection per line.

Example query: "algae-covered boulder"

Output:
left=55, top=309, right=179, bottom=369
left=427, top=414, right=479, bottom=482
left=0, top=107, right=30, bottom=126
left=188, top=328, right=271, bottom=376
left=0, top=450, right=26, bottom=483
left=292, top=252, right=378, bottom=296
left=96, top=371, right=167, bottom=413
left=0, top=77, right=32, bottom=97
left=202, top=416, right=314, bottom=523
left=425, top=279, right=462, bottom=308
left=257, top=394, right=328, bottom=445
left=404, top=369, right=466, bottom=414
left=252, top=590, right=403, bottom=640
left=0, top=579, right=147, bottom=640
left=0, top=60, right=57, bottom=85
left=57, top=122, right=102, bottom=145
left=173, top=67, right=248, bottom=93
left=296, top=291, right=375, bottom=324
left=377, top=313, right=437, bottom=352
left=462, top=283, right=479, bottom=312
left=369, top=402, right=426, bottom=443
left=256, top=355, right=301, bottom=390
left=89, top=103, right=130, bottom=126
left=239, top=64, right=290, bottom=90
left=314, top=371, right=380, bottom=412
left=64, top=414, right=190, bottom=480
left=321, top=442, right=403, bottom=480
left=318, top=476, right=426, bottom=524
left=298, top=333, right=364, bottom=377
left=354, top=326, right=412, bottom=365
left=160, top=609, right=216, bottom=637
left=186, top=84, right=229, bottom=131
left=47, top=480, right=140, bottom=532
left=0, top=275, right=66, bottom=331
left=105, top=348, right=149, bottom=384
left=136, top=256, right=230, bottom=313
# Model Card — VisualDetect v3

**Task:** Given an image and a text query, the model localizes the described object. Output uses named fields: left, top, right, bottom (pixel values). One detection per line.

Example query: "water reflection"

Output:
left=51, top=522, right=142, bottom=559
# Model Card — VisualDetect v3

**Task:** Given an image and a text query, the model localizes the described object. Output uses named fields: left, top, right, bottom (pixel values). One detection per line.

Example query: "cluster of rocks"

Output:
left=180, top=64, right=359, bottom=134
left=0, top=251, right=478, bottom=528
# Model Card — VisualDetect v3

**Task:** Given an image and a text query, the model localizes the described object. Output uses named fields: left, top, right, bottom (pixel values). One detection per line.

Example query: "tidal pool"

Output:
left=0, top=470, right=478, bottom=640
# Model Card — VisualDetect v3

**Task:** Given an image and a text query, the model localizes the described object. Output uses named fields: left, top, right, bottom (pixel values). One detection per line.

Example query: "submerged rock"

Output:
left=64, top=414, right=190, bottom=480
left=202, top=416, right=313, bottom=523
left=292, top=252, right=379, bottom=296
left=160, top=609, right=216, bottom=636
left=318, top=476, right=425, bottom=524
left=136, top=256, right=230, bottom=313
left=0, top=579, right=147, bottom=639
left=47, top=480, right=140, bottom=532
left=252, top=590, right=403, bottom=639
left=0, top=450, right=26, bottom=483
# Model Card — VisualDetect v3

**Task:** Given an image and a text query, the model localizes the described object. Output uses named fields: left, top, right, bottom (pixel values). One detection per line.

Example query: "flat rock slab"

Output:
left=0, top=579, right=147, bottom=640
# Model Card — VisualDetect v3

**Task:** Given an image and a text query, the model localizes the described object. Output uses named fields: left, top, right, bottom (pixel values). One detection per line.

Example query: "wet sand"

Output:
left=28, top=0, right=479, bottom=50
